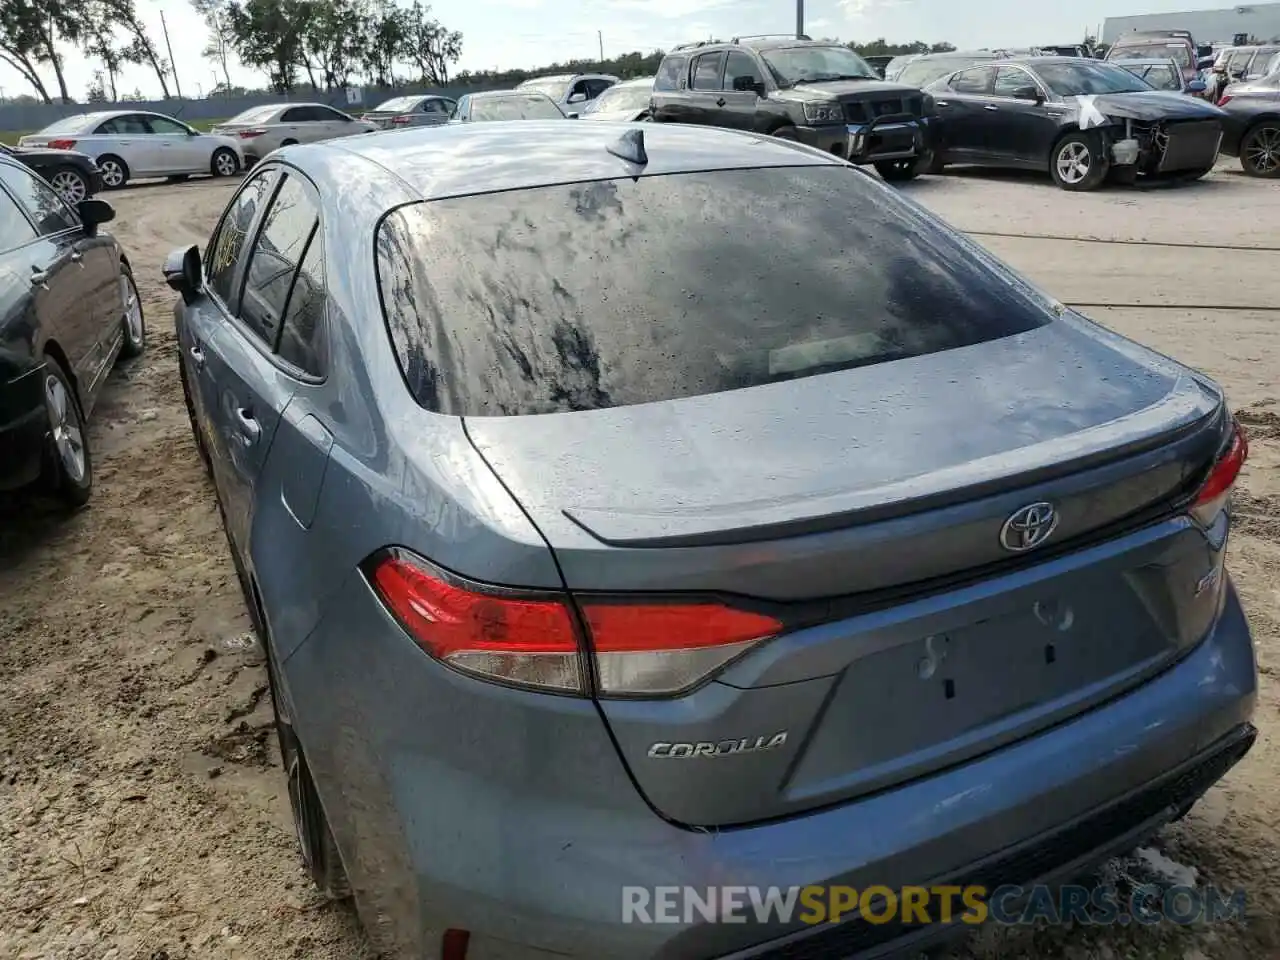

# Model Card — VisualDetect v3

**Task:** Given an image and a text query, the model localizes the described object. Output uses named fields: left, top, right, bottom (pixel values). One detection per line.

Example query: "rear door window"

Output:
left=206, top=168, right=277, bottom=306
left=237, top=174, right=319, bottom=345
left=655, top=54, right=690, bottom=91
left=375, top=167, right=1055, bottom=417
left=0, top=163, right=79, bottom=235
left=692, top=52, right=726, bottom=90
left=0, top=182, right=38, bottom=252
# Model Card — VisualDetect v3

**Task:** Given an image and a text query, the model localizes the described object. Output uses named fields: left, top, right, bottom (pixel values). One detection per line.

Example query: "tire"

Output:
left=1109, top=164, right=1138, bottom=186
left=875, top=157, right=922, bottom=182
left=923, top=149, right=947, bottom=175
left=257, top=598, right=351, bottom=901
left=1049, top=130, right=1109, bottom=191
left=280, top=138, right=298, bottom=147
left=1174, top=165, right=1213, bottom=183
left=96, top=154, right=128, bottom=190
left=211, top=147, right=239, bottom=178
left=1239, top=121, right=1280, bottom=178
left=39, top=356, right=93, bottom=508
left=48, top=166, right=90, bottom=205
left=165, top=174, right=190, bottom=183
left=770, top=126, right=800, bottom=141
left=117, top=264, right=146, bottom=361
left=178, top=352, right=213, bottom=478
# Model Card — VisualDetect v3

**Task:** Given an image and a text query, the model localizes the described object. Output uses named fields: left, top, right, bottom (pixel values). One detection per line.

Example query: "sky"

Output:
left=0, top=0, right=1218, bottom=101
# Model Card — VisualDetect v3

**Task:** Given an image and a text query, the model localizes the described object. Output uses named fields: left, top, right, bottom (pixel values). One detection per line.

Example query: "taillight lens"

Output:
left=1217, top=95, right=1232, bottom=106
left=1189, top=417, right=1248, bottom=527
left=48, top=138, right=77, bottom=150
left=238, top=128, right=267, bottom=139
left=392, top=115, right=412, bottom=124
left=367, top=550, right=782, bottom=697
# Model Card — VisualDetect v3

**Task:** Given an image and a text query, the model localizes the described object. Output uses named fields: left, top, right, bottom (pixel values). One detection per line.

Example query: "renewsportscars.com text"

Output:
left=621, top=884, right=1247, bottom=926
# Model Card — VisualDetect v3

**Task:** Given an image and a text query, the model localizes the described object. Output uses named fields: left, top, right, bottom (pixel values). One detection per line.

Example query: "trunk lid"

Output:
left=466, top=316, right=1230, bottom=826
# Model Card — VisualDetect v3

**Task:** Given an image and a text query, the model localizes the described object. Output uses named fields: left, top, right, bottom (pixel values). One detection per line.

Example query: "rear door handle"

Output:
left=234, top=407, right=261, bottom=444
left=189, top=344, right=206, bottom=370
left=984, top=104, right=999, bottom=111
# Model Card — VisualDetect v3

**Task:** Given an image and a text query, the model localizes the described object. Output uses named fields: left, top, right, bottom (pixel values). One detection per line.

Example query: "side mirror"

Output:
left=163, top=244, right=203, bottom=306
left=1187, top=79, right=1207, bottom=93
left=567, top=92, right=587, bottom=104
left=77, top=197, right=114, bottom=237
left=1012, top=85, right=1043, bottom=103
left=565, top=112, right=580, bottom=119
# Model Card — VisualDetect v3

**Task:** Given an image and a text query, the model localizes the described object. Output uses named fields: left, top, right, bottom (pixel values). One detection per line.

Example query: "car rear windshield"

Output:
left=1110, top=41, right=1193, bottom=68
left=374, top=96, right=420, bottom=112
left=519, top=78, right=572, bottom=101
left=586, top=83, right=653, bottom=113
left=228, top=105, right=281, bottom=124
left=470, top=94, right=564, bottom=120
left=37, top=115, right=91, bottom=135
left=898, top=57, right=985, bottom=87
left=375, top=167, right=1055, bottom=417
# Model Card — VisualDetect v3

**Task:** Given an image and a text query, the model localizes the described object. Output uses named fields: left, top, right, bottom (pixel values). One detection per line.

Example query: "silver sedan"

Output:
left=211, top=103, right=377, bottom=163
left=19, top=110, right=244, bottom=189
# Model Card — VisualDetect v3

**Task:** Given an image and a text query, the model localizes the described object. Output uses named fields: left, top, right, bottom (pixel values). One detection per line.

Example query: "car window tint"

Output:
left=238, top=175, right=319, bottom=345
left=0, top=187, right=38, bottom=252
left=585, top=79, right=613, bottom=98
left=206, top=169, right=276, bottom=305
left=0, top=163, right=79, bottom=236
left=276, top=230, right=327, bottom=375
left=950, top=66, right=994, bottom=94
left=147, top=116, right=190, bottom=135
left=993, top=67, right=1032, bottom=97
left=655, top=54, right=690, bottom=91
left=375, top=168, right=1055, bottom=417
left=316, top=106, right=347, bottom=121
left=281, top=107, right=306, bottom=122
left=424, top=98, right=449, bottom=114
left=108, top=115, right=150, bottom=135
left=724, top=51, right=764, bottom=90
left=692, top=52, right=726, bottom=90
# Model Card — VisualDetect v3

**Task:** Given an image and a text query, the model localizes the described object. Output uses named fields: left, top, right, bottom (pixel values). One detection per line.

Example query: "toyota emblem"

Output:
left=999, top=502, right=1059, bottom=553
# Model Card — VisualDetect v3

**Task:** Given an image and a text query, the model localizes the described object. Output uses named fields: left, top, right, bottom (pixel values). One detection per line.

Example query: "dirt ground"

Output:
left=0, top=162, right=1276, bottom=960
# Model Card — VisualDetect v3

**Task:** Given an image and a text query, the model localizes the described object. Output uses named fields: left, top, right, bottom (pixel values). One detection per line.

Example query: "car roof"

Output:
left=611, top=76, right=655, bottom=87
left=306, top=120, right=842, bottom=202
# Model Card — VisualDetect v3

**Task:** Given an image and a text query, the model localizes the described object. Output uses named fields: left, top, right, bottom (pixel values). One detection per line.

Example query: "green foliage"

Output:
left=848, top=38, right=956, bottom=57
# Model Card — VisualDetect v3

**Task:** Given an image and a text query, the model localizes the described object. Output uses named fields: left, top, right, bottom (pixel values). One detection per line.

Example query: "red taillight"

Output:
left=392, top=115, right=412, bottom=124
left=237, top=128, right=267, bottom=139
left=367, top=550, right=782, bottom=696
left=47, top=138, right=77, bottom=150
left=1190, top=418, right=1248, bottom=526
left=1217, top=95, right=1232, bottom=106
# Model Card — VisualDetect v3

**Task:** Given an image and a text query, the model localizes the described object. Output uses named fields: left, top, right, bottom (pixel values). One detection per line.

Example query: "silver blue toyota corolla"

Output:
left=166, top=120, right=1256, bottom=960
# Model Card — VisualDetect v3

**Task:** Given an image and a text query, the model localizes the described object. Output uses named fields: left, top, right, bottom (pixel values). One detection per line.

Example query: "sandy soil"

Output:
left=0, top=165, right=1276, bottom=960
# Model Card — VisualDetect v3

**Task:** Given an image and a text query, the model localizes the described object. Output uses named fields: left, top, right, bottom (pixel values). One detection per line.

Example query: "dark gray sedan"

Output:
left=165, top=121, right=1256, bottom=960
left=359, top=93, right=457, bottom=129
left=449, top=89, right=566, bottom=121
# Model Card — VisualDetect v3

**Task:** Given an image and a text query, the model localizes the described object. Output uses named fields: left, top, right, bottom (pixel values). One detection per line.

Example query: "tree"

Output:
left=193, top=0, right=235, bottom=90
left=226, top=0, right=306, bottom=93
left=357, top=0, right=412, bottom=88
left=0, top=3, right=54, bottom=103
left=82, top=3, right=128, bottom=101
left=298, top=0, right=365, bottom=90
left=0, top=0, right=93, bottom=103
left=403, top=1, right=461, bottom=86
left=86, top=69, right=109, bottom=100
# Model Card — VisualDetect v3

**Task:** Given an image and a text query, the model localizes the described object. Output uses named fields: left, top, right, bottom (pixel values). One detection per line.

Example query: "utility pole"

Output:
left=598, top=30, right=604, bottom=62
left=796, top=0, right=804, bottom=38
left=160, top=10, right=183, bottom=99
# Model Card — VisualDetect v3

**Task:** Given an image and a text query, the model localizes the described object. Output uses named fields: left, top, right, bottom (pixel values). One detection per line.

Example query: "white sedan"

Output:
left=18, top=110, right=244, bottom=189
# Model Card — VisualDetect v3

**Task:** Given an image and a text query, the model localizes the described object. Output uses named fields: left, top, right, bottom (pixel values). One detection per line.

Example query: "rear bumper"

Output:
left=796, top=117, right=933, bottom=165
left=0, top=367, right=48, bottom=492
left=284, top=574, right=1257, bottom=960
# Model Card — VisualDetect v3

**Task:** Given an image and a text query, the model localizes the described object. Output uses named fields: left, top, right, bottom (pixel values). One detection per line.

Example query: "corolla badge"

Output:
left=648, top=732, right=788, bottom=759
left=1000, top=502, right=1059, bottom=553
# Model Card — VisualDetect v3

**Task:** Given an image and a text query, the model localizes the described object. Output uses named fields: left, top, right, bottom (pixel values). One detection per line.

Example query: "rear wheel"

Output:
left=211, top=147, right=239, bottom=177
left=96, top=154, right=128, bottom=189
left=118, top=264, right=146, bottom=360
left=771, top=126, right=800, bottom=141
left=40, top=357, right=92, bottom=508
left=1049, top=131, right=1108, bottom=191
left=48, top=166, right=90, bottom=204
left=280, top=138, right=298, bottom=147
left=875, top=157, right=922, bottom=182
left=1240, top=122, right=1280, bottom=178
left=923, top=149, right=947, bottom=175
left=258, top=604, right=351, bottom=900
left=1175, top=165, right=1213, bottom=183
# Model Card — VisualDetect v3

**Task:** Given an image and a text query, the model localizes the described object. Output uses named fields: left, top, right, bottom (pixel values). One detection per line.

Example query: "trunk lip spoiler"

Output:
left=563, top=377, right=1227, bottom=549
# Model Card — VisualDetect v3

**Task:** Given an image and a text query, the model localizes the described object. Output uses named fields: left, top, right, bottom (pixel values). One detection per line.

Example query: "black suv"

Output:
left=650, top=35, right=936, bottom=180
